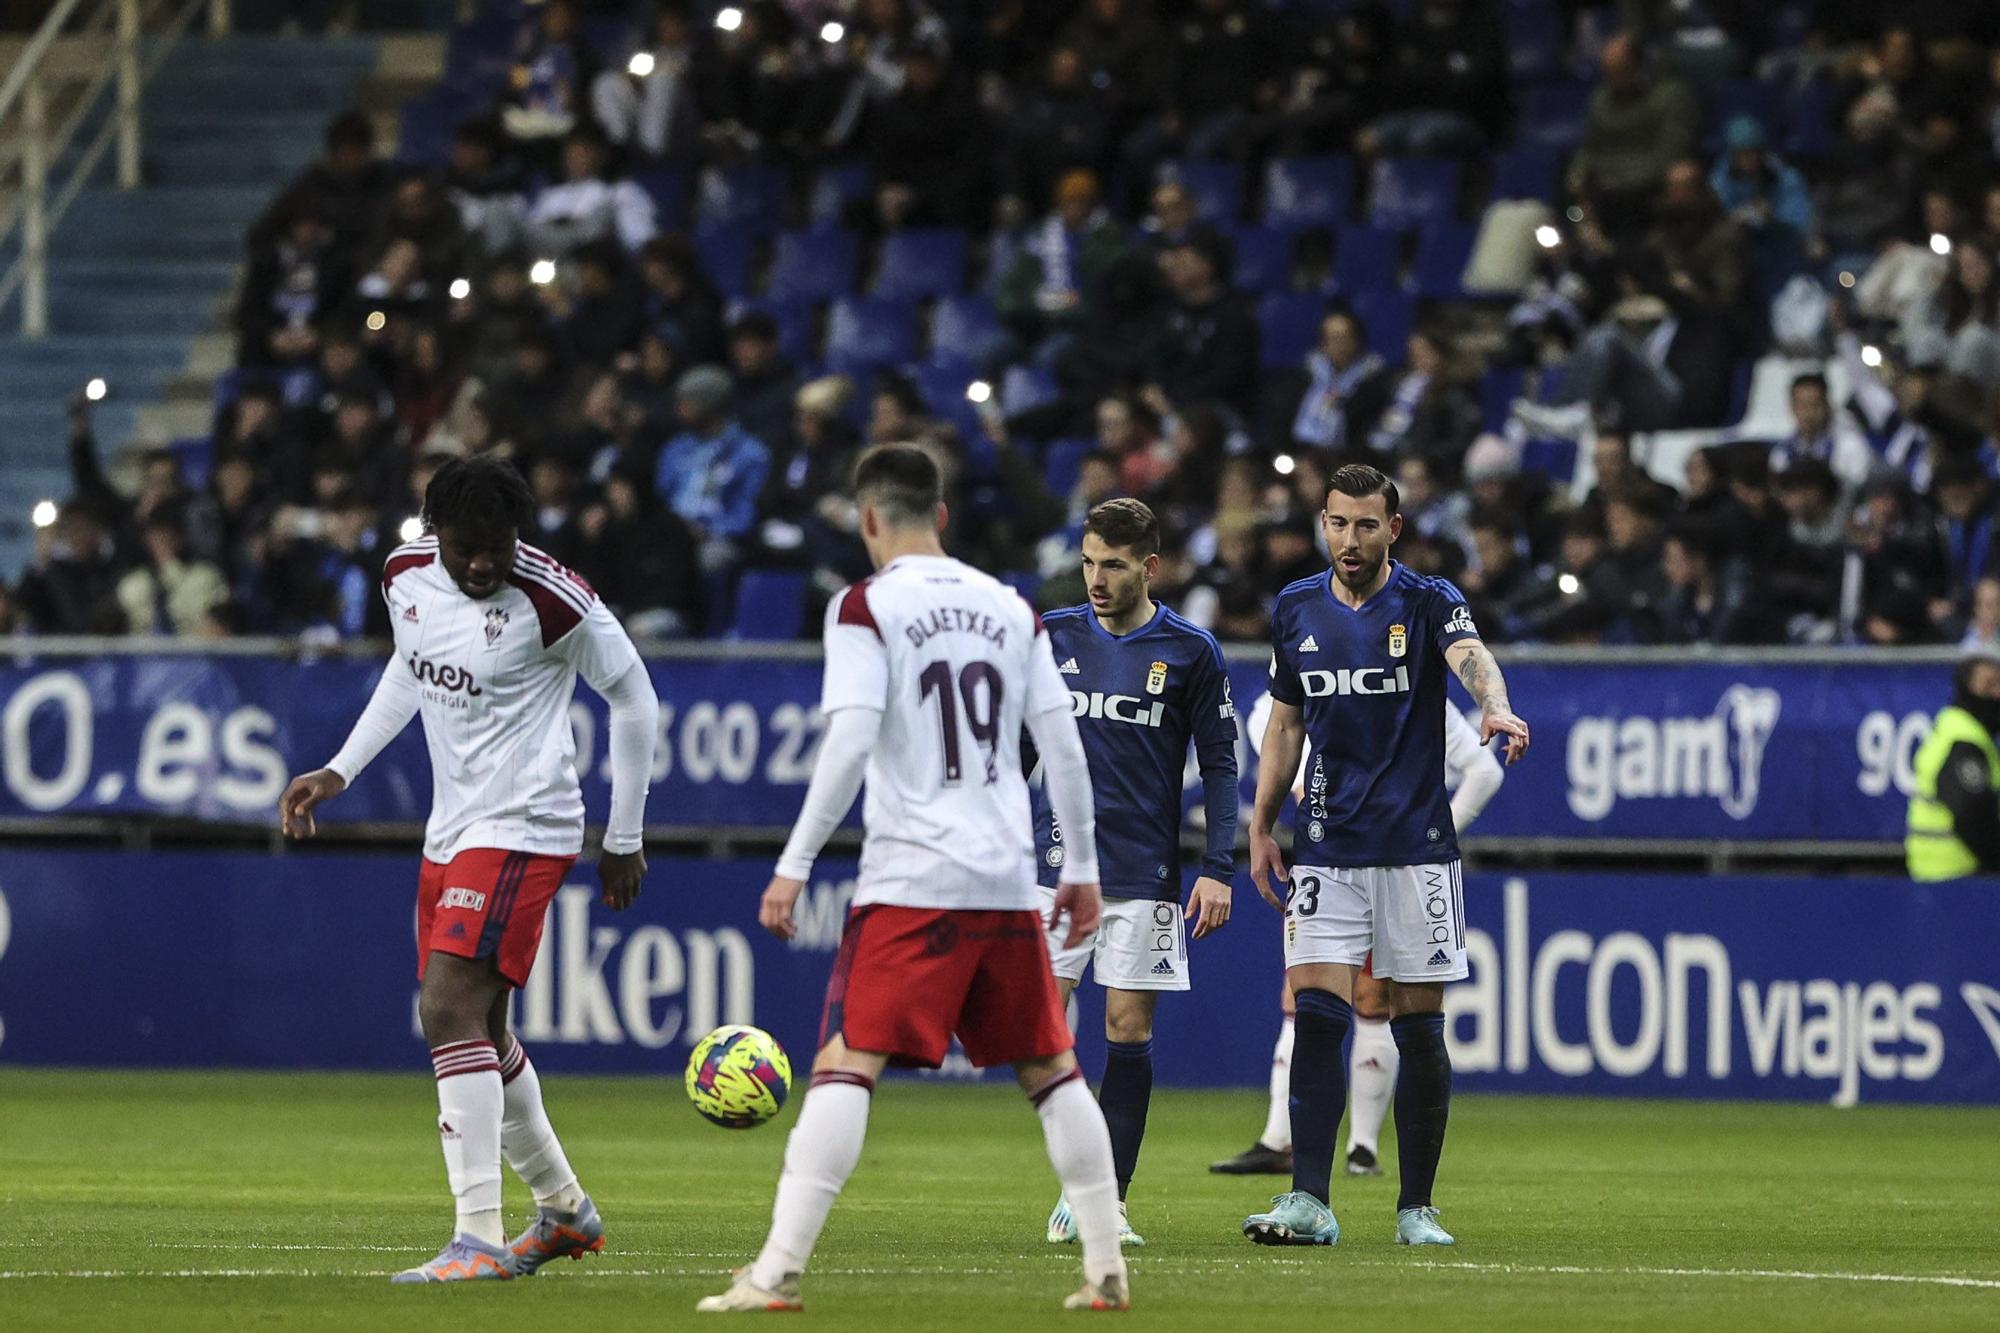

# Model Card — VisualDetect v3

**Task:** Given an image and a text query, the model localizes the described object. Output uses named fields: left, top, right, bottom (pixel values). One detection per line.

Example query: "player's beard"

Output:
left=1332, top=550, right=1385, bottom=592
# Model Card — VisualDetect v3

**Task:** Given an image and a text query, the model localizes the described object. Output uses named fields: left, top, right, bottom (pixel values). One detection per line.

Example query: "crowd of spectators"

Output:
left=15, top=0, right=2000, bottom=649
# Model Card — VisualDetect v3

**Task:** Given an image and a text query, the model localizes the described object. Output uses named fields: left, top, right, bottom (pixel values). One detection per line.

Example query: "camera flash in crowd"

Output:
left=1861, top=344, right=1883, bottom=368
left=365, top=310, right=387, bottom=332
left=1559, top=573, right=1581, bottom=596
left=1534, top=225, right=1560, bottom=249
left=1565, top=205, right=1584, bottom=222
left=715, top=7, right=742, bottom=31
left=627, top=51, right=655, bottom=78
left=965, top=380, right=993, bottom=404
left=399, top=516, right=424, bottom=543
left=1274, top=453, right=1297, bottom=476
left=84, top=377, right=107, bottom=402
left=821, top=21, right=844, bottom=43
left=449, top=277, right=471, bottom=301
left=1930, top=233, right=1952, bottom=257
left=530, top=258, right=557, bottom=286
left=1838, top=271, right=1856, bottom=289
left=31, top=499, right=57, bottom=529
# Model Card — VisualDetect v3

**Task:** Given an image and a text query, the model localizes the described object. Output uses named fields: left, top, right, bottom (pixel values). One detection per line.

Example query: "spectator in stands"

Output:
left=1657, top=519, right=1770, bottom=645
left=1646, top=159, right=1747, bottom=318
left=237, top=204, right=349, bottom=368
left=1565, top=34, right=1700, bottom=231
left=620, top=328, right=687, bottom=440
left=250, top=111, right=389, bottom=264
left=204, top=454, right=272, bottom=593
left=1244, top=1, right=1394, bottom=157
left=1843, top=476, right=1950, bottom=643
left=557, top=240, right=647, bottom=372
left=758, top=376, right=866, bottom=583
left=593, top=4, right=703, bottom=161
left=571, top=472, right=703, bottom=637
left=637, top=235, right=725, bottom=366
left=501, top=0, right=596, bottom=163
left=1909, top=241, right=2000, bottom=399
left=655, top=365, right=773, bottom=571
left=354, top=237, right=434, bottom=317
left=1769, top=458, right=1847, bottom=641
left=1710, top=116, right=1813, bottom=242
left=864, top=40, right=987, bottom=231
left=1599, top=485, right=1670, bottom=640
left=1933, top=456, right=1995, bottom=624
left=1284, top=308, right=1388, bottom=452
left=1816, top=89, right=1915, bottom=258
left=1093, top=394, right=1171, bottom=497
left=524, top=126, right=658, bottom=256
left=726, top=312, right=801, bottom=456
left=1126, top=0, right=1283, bottom=173
left=1394, top=453, right=1471, bottom=563
left=444, top=116, right=526, bottom=254
left=1964, top=576, right=2000, bottom=652
left=1361, top=0, right=1507, bottom=157
left=526, top=455, right=587, bottom=566
left=115, top=504, right=229, bottom=638
left=1366, top=329, right=1480, bottom=479
left=1138, top=179, right=1200, bottom=252
left=1507, top=510, right=1616, bottom=644
left=1772, top=371, right=1875, bottom=488
left=1584, top=430, right=1675, bottom=514
left=1143, top=229, right=1259, bottom=421
left=997, top=169, right=1128, bottom=366
left=1458, top=513, right=1529, bottom=640
left=18, top=501, right=124, bottom=635
left=1184, top=513, right=1269, bottom=641
left=1058, top=0, right=1169, bottom=142
left=1001, top=47, right=1115, bottom=213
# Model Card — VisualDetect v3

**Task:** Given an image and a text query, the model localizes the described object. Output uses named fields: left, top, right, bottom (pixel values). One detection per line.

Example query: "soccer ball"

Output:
left=685, top=1025, right=793, bottom=1128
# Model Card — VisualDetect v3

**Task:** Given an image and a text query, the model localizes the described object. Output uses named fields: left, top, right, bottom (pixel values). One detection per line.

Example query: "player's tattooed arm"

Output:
left=1444, top=639, right=1531, bottom=765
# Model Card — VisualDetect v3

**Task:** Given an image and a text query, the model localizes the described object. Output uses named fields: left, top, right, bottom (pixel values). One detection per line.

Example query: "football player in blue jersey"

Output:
left=1242, top=463, right=1528, bottom=1250
left=1034, top=498, right=1240, bottom=1249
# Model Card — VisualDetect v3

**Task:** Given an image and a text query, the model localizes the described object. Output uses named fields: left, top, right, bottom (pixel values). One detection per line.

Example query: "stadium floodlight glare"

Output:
left=530, top=258, right=557, bottom=285
left=1861, top=344, right=1883, bottom=368
left=627, top=51, right=656, bottom=77
left=399, top=516, right=424, bottom=543
left=84, top=377, right=108, bottom=402
left=965, top=380, right=993, bottom=404
left=821, top=21, right=844, bottom=42
left=1273, top=453, right=1296, bottom=476
left=31, top=499, right=57, bottom=529
left=715, top=6, right=742, bottom=31
left=1931, top=232, right=1952, bottom=256
left=365, top=310, right=387, bottom=332
left=1559, top=573, right=1581, bottom=596
left=449, top=277, right=471, bottom=300
left=1534, top=224, right=1560, bottom=249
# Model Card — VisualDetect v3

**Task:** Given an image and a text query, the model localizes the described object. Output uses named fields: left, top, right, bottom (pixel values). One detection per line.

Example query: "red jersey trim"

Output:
left=506, top=571, right=586, bottom=646
left=382, top=547, right=437, bottom=594
left=517, top=544, right=598, bottom=602
left=836, top=580, right=881, bottom=641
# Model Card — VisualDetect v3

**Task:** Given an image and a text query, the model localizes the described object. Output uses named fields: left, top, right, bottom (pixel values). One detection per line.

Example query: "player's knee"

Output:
left=1014, top=1050, right=1077, bottom=1096
left=1103, top=1005, right=1154, bottom=1045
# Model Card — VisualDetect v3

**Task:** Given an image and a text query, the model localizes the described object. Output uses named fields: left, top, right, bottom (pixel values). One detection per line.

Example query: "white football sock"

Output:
left=1347, top=1016, right=1400, bottom=1157
left=750, top=1073, right=873, bottom=1292
left=431, top=1040, right=505, bottom=1247
left=1034, top=1070, right=1124, bottom=1287
left=499, top=1039, right=584, bottom=1213
left=1259, top=1017, right=1295, bottom=1152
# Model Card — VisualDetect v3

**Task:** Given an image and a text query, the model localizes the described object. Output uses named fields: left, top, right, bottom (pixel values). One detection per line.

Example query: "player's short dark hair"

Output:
left=1084, top=498, right=1160, bottom=559
left=1326, top=462, right=1400, bottom=517
left=852, top=444, right=941, bottom=527
left=1791, top=371, right=1829, bottom=397
left=422, top=455, right=532, bottom=539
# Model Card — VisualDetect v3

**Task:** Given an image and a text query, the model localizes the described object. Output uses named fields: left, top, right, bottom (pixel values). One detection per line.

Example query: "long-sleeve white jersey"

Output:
left=798, top=552, right=1098, bottom=910
left=1247, top=691, right=1504, bottom=829
left=325, top=537, right=655, bottom=863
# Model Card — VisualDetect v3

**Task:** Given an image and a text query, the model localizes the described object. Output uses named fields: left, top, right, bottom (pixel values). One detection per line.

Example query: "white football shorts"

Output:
left=1282, top=862, right=1468, bottom=983
left=1036, top=886, right=1190, bottom=992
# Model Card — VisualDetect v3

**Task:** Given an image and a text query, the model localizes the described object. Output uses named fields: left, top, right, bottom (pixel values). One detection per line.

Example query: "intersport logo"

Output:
left=1565, top=684, right=1780, bottom=821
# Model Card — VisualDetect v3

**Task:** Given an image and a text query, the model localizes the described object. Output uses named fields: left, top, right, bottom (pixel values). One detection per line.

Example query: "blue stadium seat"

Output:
left=1350, top=287, right=1415, bottom=359
left=1783, top=80, right=1838, bottom=160
left=1410, top=224, right=1478, bottom=300
left=1479, top=366, right=1524, bottom=432
left=694, top=226, right=754, bottom=300
left=1503, top=1, right=1566, bottom=83
left=825, top=297, right=918, bottom=374
left=768, top=228, right=860, bottom=302
left=1043, top=437, right=1093, bottom=498
left=872, top=228, right=968, bottom=300
left=1520, top=437, right=1578, bottom=482
left=912, top=357, right=975, bottom=413
left=809, top=162, right=873, bottom=228
left=1258, top=292, right=1328, bottom=368
left=1160, top=159, right=1244, bottom=223
left=696, top=164, right=787, bottom=234
left=631, top=166, right=688, bottom=231
left=1262, top=155, right=1353, bottom=230
left=167, top=436, right=214, bottom=493
left=929, top=293, right=1005, bottom=365
left=1226, top=225, right=1295, bottom=293
left=396, top=90, right=477, bottom=166
left=726, top=298, right=816, bottom=364
left=1001, top=363, right=1059, bottom=415
left=729, top=569, right=809, bottom=640
left=1520, top=82, right=1591, bottom=151
left=1331, top=224, right=1401, bottom=294
left=1492, top=146, right=1560, bottom=202
left=1369, top=157, right=1462, bottom=232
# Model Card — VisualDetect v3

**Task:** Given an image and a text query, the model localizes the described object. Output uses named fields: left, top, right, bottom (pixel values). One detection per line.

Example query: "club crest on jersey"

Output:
left=1388, top=623, right=1407, bottom=658
left=484, top=606, right=509, bottom=646
left=1146, top=660, right=1168, bottom=695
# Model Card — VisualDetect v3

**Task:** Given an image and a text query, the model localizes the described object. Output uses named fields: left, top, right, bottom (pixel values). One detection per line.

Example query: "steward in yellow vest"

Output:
left=1906, top=651, right=2000, bottom=880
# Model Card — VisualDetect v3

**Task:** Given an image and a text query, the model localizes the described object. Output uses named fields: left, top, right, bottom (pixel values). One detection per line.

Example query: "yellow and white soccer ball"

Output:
left=684, top=1025, right=793, bottom=1128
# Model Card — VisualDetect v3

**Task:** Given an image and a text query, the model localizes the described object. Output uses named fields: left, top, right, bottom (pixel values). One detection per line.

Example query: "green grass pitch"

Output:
left=3, top=1070, right=1998, bottom=1330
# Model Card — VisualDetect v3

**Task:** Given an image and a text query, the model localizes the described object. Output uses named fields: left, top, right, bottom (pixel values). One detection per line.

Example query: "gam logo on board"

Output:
left=1565, top=685, right=1780, bottom=821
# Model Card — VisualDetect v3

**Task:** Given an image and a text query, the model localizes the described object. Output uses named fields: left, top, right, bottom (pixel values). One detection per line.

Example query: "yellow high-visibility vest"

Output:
left=1906, top=705, right=2000, bottom=881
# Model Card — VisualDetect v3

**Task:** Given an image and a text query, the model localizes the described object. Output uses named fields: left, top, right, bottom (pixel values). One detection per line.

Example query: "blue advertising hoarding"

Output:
left=0, top=648, right=1959, bottom=844
left=3, top=851, right=1996, bottom=1104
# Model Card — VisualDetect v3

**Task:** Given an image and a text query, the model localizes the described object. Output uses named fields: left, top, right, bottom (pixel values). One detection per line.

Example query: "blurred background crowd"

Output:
left=16, top=0, right=2000, bottom=648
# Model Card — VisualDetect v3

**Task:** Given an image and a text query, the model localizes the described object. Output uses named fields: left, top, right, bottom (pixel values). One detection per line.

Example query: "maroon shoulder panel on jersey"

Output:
left=836, top=580, right=881, bottom=641
left=382, top=548, right=437, bottom=593
left=506, top=570, right=586, bottom=647
left=518, top=545, right=598, bottom=600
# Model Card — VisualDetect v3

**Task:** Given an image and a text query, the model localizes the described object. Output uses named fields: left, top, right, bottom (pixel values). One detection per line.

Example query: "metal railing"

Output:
left=0, top=0, right=229, bottom=337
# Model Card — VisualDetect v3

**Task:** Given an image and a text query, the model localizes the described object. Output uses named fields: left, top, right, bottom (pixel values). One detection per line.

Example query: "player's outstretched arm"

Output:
left=1444, top=639, right=1530, bottom=764
left=765, top=706, right=882, bottom=938
left=1249, top=697, right=1306, bottom=910
left=285, top=654, right=421, bottom=838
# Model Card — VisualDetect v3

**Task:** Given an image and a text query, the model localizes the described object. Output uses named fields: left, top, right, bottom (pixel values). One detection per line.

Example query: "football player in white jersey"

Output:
left=700, top=445, right=1130, bottom=1314
left=1209, top=693, right=1503, bottom=1178
left=278, top=457, right=659, bottom=1283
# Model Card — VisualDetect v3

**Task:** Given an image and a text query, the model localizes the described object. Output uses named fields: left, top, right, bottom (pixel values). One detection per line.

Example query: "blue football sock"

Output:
left=1099, top=1038, right=1153, bottom=1200
left=1288, top=989, right=1353, bottom=1206
left=1391, top=1012, right=1452, bottom=1212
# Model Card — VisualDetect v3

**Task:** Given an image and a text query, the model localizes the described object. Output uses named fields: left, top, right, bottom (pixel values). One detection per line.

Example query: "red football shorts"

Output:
left=820, top=905, right=1073, bottom=1069
left=416, top=848, right=576, bottom=988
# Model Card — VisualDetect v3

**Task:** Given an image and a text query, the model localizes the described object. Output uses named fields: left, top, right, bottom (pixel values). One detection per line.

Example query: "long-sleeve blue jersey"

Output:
left=1032, top=602, right=1239, bottom=900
